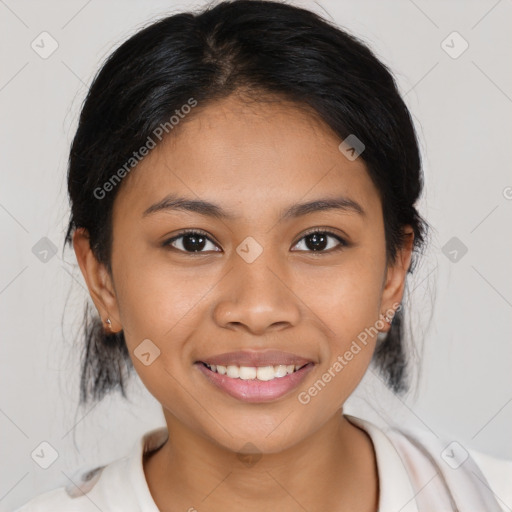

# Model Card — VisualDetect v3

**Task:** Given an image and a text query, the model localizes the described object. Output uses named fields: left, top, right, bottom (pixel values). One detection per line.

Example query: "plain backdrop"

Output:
left=1, top=0, right=511, bottom=510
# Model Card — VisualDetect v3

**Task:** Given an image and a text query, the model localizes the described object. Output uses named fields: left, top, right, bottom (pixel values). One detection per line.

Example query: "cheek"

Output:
left=295, top=272, right=381, bottom=413
left=300, top=253, right=385, bottom=383
left=112, top=248, right=217, bottom=351
left=299, top=254, right=384, bottom=334
left=110, top=252, right=215, bottom=409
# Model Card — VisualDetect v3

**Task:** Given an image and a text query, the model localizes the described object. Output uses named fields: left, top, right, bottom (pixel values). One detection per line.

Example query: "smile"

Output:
left=195, top=361, right=315, bottom=403
left=202, top=362, right=309, bottom=381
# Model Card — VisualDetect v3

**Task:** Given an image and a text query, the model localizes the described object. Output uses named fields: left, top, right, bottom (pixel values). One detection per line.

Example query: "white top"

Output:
left=13, top=415, right=512, bottom=512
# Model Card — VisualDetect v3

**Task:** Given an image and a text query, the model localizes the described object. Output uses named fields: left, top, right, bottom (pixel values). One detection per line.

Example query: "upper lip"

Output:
left=198, top=350, right=314, bottom=367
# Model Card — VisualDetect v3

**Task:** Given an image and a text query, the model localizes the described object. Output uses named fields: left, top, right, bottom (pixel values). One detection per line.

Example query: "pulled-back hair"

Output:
left=64, top=0, right=430, bottom=405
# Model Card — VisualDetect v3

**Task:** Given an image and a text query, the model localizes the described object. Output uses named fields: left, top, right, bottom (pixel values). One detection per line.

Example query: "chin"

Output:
left=203, top=418, right=309, bottom=457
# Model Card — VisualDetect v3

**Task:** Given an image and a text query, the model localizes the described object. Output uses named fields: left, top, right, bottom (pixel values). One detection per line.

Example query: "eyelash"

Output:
left=162, top=228, right=348, bottom=255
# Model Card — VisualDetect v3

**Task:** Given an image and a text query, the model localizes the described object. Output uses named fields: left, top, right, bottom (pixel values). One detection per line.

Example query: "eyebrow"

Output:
left=142, top=193, right=366, bottom=221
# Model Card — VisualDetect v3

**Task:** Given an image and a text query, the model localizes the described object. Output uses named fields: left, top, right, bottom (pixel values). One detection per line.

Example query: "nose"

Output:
left=212, top=248, right=301, bottom=335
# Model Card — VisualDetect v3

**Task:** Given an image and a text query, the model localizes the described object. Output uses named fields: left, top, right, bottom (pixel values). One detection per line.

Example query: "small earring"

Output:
left=378, top=312, right=394, bottom=333
left=106, top=317, right=112, bottom=329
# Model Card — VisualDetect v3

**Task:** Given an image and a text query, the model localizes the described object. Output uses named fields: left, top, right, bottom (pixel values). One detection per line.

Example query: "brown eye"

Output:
left=292, top=230, right=347, bottom=253
left=163, top=230, right=221, bottom=253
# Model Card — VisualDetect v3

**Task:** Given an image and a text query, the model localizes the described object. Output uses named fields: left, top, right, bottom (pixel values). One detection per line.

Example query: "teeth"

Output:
left=226, top=365, right=240, bottom=378
left=203, top=362, right=307, bottom=380
left=239, top=366, right=257, bottom=380
left=274, top=365, right=288, bottom=378
left=256, top=366, right=275, bottom=381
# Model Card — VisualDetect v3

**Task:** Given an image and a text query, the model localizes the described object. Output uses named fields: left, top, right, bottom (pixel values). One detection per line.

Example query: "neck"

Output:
left=144, top=410, right=379, bottom=512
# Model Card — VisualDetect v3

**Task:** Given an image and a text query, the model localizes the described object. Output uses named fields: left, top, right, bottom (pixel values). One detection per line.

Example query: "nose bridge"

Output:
left=236, top=244, right=283, bottom=299
left=212, top=238, right=300, bottom=333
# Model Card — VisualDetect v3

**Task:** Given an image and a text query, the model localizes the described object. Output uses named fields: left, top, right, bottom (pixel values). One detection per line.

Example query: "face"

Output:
left=75, top=93, right=412, bottom=454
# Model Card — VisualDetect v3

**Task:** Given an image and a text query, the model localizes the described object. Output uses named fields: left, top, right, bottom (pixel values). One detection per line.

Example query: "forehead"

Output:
left=114, top=94, right=381, bottom=222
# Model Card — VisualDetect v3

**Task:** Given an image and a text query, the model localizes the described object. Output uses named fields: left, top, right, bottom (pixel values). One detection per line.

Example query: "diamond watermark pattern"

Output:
left=441, top=441, right=469, bottom=469
left=134, top=338, right=161, bottom=366
left=441, top=31, right=469, bottom=59
left=31, top=441, right=59, bottom=469
left=32, top=237, right=58, bottom=263
left=236, top=442, right=262, bottom=467
left=31, top=32, right=59, bottom=59
left=441, top=236, right=468, bottom=263
left=338, top=134, right=365, bottom=161
left=236, top=236, right=263, bottom=263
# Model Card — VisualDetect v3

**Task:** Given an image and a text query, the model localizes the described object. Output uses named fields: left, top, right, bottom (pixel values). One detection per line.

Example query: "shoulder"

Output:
left=13, top=488, right=88, bottom=512
left=468, top=447, right=512, bottom=510
left=346, top=414, right=512, bottom=512
left=12, top=465, right=108, bottom=512
left=390, top=423, right=512, bottom=512
left=12, top=427, right=167, bottom=512
left=12, top=457, right=134, bottom=512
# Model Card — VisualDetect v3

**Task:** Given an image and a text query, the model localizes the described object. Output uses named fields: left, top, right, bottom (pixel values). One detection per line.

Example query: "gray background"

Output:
left=1, top=0, right=511, bottom=510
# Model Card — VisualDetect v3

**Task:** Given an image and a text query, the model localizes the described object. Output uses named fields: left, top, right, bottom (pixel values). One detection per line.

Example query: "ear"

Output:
left=72, top=228, right=122, bottom=332
left=379, top=226, right=415, bottom=332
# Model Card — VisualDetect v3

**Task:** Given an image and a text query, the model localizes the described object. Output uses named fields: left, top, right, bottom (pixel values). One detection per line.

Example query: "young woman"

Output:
left=14, top=0, right=511, bottom=510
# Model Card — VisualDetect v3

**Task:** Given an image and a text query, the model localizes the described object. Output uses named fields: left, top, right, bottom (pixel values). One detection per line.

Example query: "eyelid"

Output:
left=290, top=227, right=348, bottom=254
left=292, top=226, right=347, bottom=246
left=165, top=228, right=213, bottom=241
left=162, top=229, right=220, bottom=251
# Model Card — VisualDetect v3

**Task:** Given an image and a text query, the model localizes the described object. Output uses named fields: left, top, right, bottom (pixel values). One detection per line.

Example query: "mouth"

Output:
left=194, top=361, right=315, bottom=403
left=199, top=361, right=311, bottom=381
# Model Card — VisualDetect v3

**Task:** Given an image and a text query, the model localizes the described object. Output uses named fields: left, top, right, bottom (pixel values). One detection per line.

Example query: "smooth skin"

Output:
left=74, top=92, right=414, bottom=512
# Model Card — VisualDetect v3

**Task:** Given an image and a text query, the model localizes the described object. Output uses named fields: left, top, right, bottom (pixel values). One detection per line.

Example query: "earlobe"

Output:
left=72, top=228, right=122, bottom=332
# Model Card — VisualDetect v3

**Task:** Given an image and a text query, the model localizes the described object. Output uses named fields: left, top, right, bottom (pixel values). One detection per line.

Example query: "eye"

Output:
left=162, top=230, right=221, bottom=253
left=162, top=228, right=348, bottom=255
left=291, top=228, right=347, bottom=253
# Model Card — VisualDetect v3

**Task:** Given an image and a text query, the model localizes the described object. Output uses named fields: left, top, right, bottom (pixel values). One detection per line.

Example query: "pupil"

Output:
left=183, top=234, right=206, bottom=252
left=306, top=233, right=327, bottom=251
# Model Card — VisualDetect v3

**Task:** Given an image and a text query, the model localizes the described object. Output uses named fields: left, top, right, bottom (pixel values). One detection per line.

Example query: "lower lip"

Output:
left=195, top=362, right=315, bottom=403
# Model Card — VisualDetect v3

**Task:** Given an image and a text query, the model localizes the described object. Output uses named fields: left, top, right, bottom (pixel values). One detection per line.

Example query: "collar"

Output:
left=125, top=415, right=419, bottom=512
